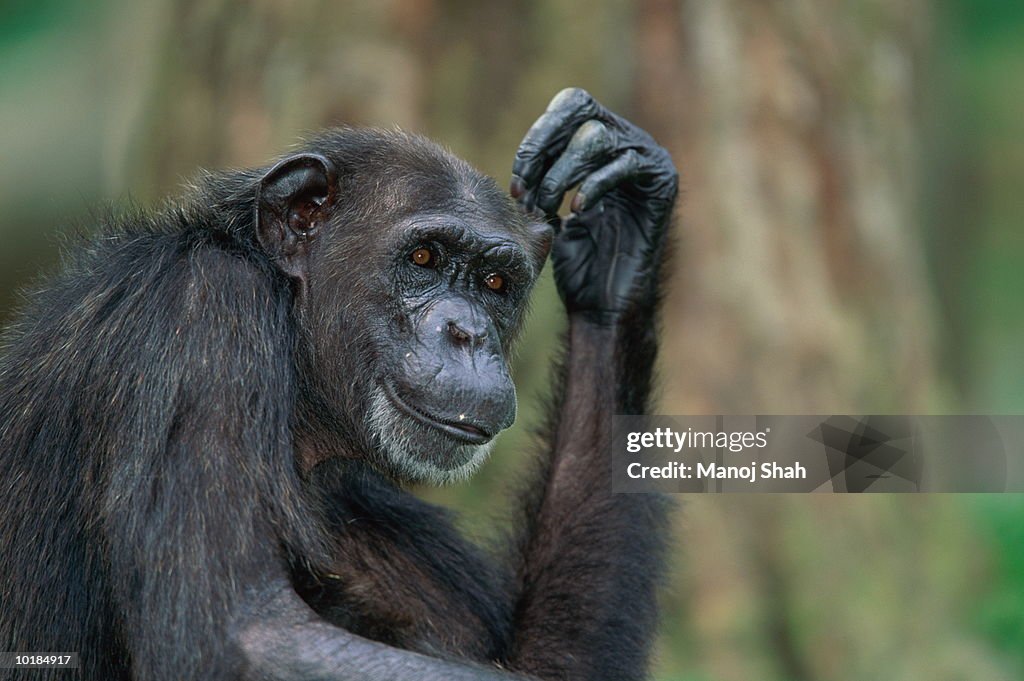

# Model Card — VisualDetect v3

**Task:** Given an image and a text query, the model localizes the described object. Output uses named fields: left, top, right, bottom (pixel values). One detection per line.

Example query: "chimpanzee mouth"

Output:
left=382, top=383, right=493, bottom=445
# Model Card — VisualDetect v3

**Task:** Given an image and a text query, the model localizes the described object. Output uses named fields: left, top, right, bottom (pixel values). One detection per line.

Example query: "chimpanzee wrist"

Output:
left=568, top=308, right=622, bottom=328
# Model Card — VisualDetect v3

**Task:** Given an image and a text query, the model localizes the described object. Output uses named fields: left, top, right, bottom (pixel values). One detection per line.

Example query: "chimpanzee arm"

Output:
left=505, top=88, right=678, bottom=681
left=233, top=570, right=541, bottom=681
left=110, top=415, right=536, bottom=681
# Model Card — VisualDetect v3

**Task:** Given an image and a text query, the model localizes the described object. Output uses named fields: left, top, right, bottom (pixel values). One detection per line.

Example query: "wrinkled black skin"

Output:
left=0, top=89, right=676, bottom=681
left=511, top=88, right=677, bottom=325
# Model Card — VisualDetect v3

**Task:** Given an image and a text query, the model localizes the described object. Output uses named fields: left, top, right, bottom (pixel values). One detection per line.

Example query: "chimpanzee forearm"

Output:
left=505, top=316, right=669, bottom=681
left=233, top=576, right=539, bottom=681
left=504, top=88, right=677, bottom=681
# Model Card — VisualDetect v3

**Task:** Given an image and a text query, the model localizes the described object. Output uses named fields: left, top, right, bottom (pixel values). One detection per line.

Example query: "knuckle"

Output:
left=656, top=156, right=680, bottom=185
left=513, top=153, right=542, bottom=177
left=548, top=87, right=592, bottom=112
left=639, top=146, right=675, bottom=172
left=514, top=141, right=540, bottom=160
left=580, top=175, right=611, bottom=200
left=574, top=119, right=611, bottom=146
left=540, top=176, right=563, bottom=195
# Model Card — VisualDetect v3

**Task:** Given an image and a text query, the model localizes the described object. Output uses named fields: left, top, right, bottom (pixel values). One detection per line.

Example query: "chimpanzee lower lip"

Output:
left=383, top=383, right=493, bottom=445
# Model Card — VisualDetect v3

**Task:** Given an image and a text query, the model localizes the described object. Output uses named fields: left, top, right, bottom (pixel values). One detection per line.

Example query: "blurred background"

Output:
left=1, top=1, right=1023, bottom=679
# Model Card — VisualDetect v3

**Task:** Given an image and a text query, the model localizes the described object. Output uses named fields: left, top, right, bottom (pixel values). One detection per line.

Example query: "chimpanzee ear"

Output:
left=255, top=153, right=337, bottom=279
left=527, top=220, right=554, bottom=269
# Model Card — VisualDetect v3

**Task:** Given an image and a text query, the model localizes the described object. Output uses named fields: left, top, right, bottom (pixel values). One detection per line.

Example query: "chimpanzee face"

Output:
left=256, top=134, right=551, bottom=483
left=362, top=209, right=540, bottom=481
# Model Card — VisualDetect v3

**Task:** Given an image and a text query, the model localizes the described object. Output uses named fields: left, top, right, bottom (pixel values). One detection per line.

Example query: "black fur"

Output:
left=0, top=126, right=670, bottom=681
left=0, top=182, right=315, bottom=680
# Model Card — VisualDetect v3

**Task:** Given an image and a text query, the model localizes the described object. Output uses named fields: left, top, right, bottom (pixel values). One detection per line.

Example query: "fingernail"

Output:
left=570, top=192, right=586, bottom=212
left=510, top=175, right=525, bottom=198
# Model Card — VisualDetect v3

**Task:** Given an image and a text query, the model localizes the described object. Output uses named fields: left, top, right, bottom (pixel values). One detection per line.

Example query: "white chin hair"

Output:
left=366, top=387, right=496, bottom=485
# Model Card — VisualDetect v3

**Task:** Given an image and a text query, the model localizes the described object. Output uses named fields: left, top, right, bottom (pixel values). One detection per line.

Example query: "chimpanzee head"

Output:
left=255, top=129, right=552, bottom=483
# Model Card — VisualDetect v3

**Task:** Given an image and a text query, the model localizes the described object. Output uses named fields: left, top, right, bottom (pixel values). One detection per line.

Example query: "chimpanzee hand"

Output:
left=511, top=88, right=678, bottom=326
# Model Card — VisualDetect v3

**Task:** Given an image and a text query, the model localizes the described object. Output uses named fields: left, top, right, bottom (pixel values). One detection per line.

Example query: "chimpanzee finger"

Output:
left=534, top=120, right=617, bottom=217
left=511, top=88, right=603, bottom=198
left=571, top=149, right=642, bottom=213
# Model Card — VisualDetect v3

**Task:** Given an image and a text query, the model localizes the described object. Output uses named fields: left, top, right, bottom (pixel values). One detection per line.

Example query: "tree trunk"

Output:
left=630, top=4, right=1002, bottom=680
left=635, top=0, right=935, bottom=415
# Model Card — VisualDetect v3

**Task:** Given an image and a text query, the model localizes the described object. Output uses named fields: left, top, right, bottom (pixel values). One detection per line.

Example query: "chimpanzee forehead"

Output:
left=388, top=170, right=533, bottom=239
left=304, top=127, right=543, bottom=252
left=397, top=211, right=525, bottom=248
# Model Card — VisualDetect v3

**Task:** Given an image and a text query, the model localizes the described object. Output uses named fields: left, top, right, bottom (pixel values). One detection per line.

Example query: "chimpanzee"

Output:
left=0, top=88, right=678, bottom=681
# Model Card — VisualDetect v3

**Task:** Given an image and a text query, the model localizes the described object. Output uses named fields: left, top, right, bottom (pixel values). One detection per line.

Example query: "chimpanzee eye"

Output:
left=483, top=273, right=507, bottom=293
left=410, top=247, right=436, bottom=268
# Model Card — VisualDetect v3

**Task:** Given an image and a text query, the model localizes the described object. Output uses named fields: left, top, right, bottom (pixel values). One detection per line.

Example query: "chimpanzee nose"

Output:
left=419, top=297, right=500, bottom=356
left=404, top=296, right=516, bottom=436
left=446, top=320, right=487, bottom=347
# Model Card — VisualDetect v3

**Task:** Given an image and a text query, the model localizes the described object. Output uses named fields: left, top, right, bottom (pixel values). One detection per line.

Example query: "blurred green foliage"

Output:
left=972, top=496, right=1024, bottom=669
left=938, top=5, right=1024, bottom=662
left=930, top=2, right=1024, bottom=412
left=934, top=4, right=1024, bottom=663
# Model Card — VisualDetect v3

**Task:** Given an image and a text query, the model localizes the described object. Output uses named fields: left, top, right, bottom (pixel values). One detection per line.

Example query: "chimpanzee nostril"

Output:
left=446, top=320, right=488, bottom=346
left=447, top=321, right=472, bottom=344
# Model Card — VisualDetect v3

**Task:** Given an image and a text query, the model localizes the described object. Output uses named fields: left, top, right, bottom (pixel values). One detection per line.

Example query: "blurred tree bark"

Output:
left=628, top=3, right=1002, bottom=681
left=636, top=0, right=935, bottom=414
